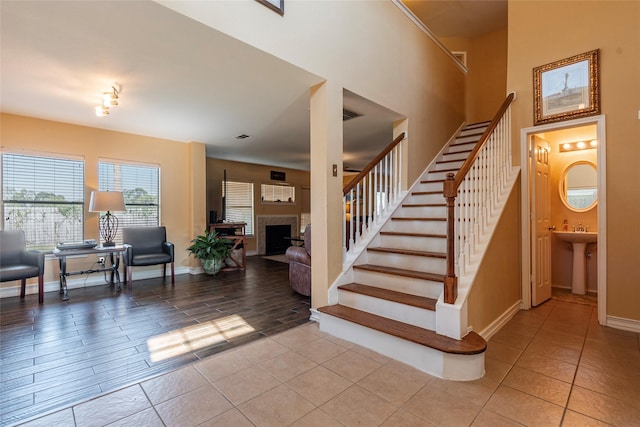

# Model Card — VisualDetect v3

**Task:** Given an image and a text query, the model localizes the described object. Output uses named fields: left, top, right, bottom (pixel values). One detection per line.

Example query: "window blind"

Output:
left=222, top=181, right=254, bottom=235
left=2, top=153, right=84, bottom=249
left=98, top=161, right=159, bottom=243
left=261, top=184, right=295, bottom=203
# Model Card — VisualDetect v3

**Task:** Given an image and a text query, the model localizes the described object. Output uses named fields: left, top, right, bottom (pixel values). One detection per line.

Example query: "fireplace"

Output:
left=265, top=224, right=292, bottom=255
left=256, top=215, right=298, bottom=255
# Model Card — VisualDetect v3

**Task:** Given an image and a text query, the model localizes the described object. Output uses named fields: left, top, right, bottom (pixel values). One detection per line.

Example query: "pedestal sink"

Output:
left=553, top=231, right=597, bottom=295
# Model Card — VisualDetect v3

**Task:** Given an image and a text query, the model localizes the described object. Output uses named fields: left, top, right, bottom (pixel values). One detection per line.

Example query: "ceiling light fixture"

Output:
left=95, top=82, right=121, bottom=117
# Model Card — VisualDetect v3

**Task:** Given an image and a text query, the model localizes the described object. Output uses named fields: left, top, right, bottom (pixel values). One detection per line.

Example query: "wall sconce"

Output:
left=95, top=82, right=121, bottom=117
left=559, top=140, right=598, bottom=153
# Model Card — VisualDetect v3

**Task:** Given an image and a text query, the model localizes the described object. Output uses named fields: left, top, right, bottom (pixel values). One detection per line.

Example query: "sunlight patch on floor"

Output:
left=147, top=314, right=255, bottom=362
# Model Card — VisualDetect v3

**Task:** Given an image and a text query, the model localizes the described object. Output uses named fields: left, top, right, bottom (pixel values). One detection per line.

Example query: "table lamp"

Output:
left=89, top=191, right=126, bottom=246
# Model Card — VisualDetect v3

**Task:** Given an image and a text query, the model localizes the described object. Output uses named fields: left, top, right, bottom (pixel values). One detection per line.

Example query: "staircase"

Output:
left=319, top=122, right=491, bottom=381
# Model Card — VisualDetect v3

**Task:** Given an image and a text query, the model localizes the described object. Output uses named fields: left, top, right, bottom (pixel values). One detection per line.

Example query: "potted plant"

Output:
left=187, top=229, right=233, bottom=275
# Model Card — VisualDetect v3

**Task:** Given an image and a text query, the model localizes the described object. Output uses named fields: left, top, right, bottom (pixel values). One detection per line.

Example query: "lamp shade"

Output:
left=89, top=191, right=125, bottom=212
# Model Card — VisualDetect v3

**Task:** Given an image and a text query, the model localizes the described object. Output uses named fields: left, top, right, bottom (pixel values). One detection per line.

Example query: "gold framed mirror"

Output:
left=559, top=161, right=597, bottom=211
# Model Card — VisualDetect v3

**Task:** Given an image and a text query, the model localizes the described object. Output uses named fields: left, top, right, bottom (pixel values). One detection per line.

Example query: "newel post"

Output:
left=443, top=173, right=458, bottom=304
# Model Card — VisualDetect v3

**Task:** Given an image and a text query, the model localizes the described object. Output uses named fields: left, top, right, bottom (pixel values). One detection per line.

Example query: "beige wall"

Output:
left=441, top=27, right=509, bottom=123
left=507, top=1, right=640, bottom=321
left=205, top=157, right=310, bottom=253
left=159, top=0, right=466, bottom=306
left=0, top=113, right=205, bottom=287
left=468, top=181, right=521, bottom=332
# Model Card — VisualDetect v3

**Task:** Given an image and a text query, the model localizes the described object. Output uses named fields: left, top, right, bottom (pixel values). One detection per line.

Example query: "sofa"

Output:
left=285, top=224, right=311, bottom=296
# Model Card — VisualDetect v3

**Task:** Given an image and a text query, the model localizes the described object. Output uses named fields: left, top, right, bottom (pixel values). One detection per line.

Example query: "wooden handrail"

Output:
left=343, top=132, right=406, bottom=195
left=442, top=92, right=515, bottom=304
left=444, top=93, right=515, bottom=198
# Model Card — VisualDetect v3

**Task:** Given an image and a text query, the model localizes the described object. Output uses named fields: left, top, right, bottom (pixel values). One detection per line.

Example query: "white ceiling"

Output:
left=1, top=1, right=504, bottom=171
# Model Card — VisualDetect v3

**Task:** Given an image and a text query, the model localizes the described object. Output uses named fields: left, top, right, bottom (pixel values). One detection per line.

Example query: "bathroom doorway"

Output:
left=520, top=115, right=607, bottom=324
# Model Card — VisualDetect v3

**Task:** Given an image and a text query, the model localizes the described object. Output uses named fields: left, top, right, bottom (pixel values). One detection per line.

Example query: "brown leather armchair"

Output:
left=0, top=230, right=45, bottom=303
left=285, top=224, right=311, bottom=296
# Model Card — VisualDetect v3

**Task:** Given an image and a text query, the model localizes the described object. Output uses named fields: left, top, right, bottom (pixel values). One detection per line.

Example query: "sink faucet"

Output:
left=576, top=222, right=585, bottom=232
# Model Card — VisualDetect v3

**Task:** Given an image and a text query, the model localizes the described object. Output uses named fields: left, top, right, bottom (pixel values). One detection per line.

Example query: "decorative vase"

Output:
left=201, top=258, right=223, bottom=275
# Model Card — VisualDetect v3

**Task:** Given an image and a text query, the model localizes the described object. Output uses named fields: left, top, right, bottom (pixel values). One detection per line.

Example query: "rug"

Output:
left=262, top=254, right=289, bottom=264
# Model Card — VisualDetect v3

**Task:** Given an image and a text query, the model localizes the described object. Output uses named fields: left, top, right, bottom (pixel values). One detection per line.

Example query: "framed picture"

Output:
left=533, top=49, right=600, bottom=125
left=256, top=0, right=284, bottom=16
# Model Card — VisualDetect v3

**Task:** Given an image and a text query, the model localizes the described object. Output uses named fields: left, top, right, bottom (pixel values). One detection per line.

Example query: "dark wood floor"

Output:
left=0, top=257, right=310, bottom=426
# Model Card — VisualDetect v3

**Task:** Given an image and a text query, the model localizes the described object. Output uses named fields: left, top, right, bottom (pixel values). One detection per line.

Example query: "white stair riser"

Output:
left=454, top=134, right=481, bottom=143
left=394, top=206, right=447, bottom=218
left=446, top=143, right=473, bottom=154
left=440, top=151, right=469, bottom=162
left=378, top=234, right=447, bottom=253
left=407, top=193, right=445, bottom=205
left=386, top=220, right=447, bottom=235
left=412, top=181, right=442, bottom=192
left=337, top=290, right=436, bottom=330
left=319, top=313, right=485, bottom=380
left=425, top=170, right=454, bottom=181
left=460, top=126, right=487, bottom=135
left=434, top=160, right=463, bottom=171
left=366, top=251, right=446, bottom=273
left=353, top=269, right=443, bottom=299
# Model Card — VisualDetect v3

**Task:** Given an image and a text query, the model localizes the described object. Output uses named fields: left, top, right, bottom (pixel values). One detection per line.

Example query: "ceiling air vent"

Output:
left=235, top=134, right=250, bottom=140
left=343, top=109, right=362, bottom=121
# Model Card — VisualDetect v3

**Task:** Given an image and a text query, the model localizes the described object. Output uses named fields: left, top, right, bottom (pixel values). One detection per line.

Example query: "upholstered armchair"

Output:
left=285, top=224, right=311, bottom=296
left=122, top=227, right=174, bottom=286
left=0, top=230, right=45, bottom=304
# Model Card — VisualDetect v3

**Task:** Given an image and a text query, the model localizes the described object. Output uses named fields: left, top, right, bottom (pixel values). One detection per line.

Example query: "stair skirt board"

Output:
left=320, top=312, right=485, bottom=381
left=337, top=289, right=436, bottom=330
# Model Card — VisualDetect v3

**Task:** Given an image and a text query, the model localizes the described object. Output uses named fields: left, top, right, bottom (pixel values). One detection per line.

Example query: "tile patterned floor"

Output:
left=17, top=299, right=640, bottom=426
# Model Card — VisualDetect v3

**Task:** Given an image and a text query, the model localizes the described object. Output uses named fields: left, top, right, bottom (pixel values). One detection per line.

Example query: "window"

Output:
left=98, top=161, right=159, bottom=243
left=222, top=181, right=254, bottom=235
left=261, top=184, right=295, bottom=203
left=2, top=153, right=84, bottom=250
left=300, top=212, right=311, bottom=235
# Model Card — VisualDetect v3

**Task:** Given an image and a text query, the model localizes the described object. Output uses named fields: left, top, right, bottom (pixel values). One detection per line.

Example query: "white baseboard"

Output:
left=309, top=308, right=320, bottom=322
left=478, top=300, right=522, bottom=341
left=607, top=315, right=640, bottom=333
left=0, top=266, right=191, bottom=299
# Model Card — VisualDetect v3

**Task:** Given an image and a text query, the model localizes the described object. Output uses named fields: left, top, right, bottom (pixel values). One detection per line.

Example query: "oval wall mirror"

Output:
left=559, top=161, right=597, bottom=211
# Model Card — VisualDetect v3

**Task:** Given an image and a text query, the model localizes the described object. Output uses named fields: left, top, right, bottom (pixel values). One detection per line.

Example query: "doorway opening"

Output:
left=520, top=115, right=607, bottom=325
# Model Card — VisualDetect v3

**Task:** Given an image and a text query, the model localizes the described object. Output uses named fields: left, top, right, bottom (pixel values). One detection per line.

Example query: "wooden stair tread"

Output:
left=318, top=304, right=486, bottom=355
left=354, top=264, right=445, bottom=282
left=411, top=190, right=442, bottom=196
left=368, top=247, right=446, bottom=258
left=391, top=217, right=446, bottom=221
left=452, top=140, right=479, bottom=146
left=339, top=283, right=437, bottom=311
left=436, top=158, right=465, bottom=165
left=420, top=178, right=446, bottom=184
left=380, top=231, right=446, bottom=239
left=442, top=149, right=472, bottom=156
left=402, top=203, right=446, bottom=207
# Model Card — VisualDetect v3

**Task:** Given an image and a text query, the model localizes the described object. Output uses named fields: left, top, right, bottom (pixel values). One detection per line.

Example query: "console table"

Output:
left=52, top=245, right=124, bottom=301
left=209, top=222, right=247, bottom=271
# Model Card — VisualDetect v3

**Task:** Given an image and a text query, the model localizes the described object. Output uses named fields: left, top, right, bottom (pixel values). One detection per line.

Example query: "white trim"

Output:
left=606, top=316, right=640, bottom=333
left=391, top=0, right=468, bottom=73
left=519, top=115, right=607, bottom=325
left=478, top=300, right=521, bottom=341
left=309, top=308, right=320, bottom=322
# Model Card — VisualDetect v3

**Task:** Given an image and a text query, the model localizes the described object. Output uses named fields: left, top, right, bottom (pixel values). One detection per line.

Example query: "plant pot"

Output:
left=201, top=258, right=224, bottom=275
